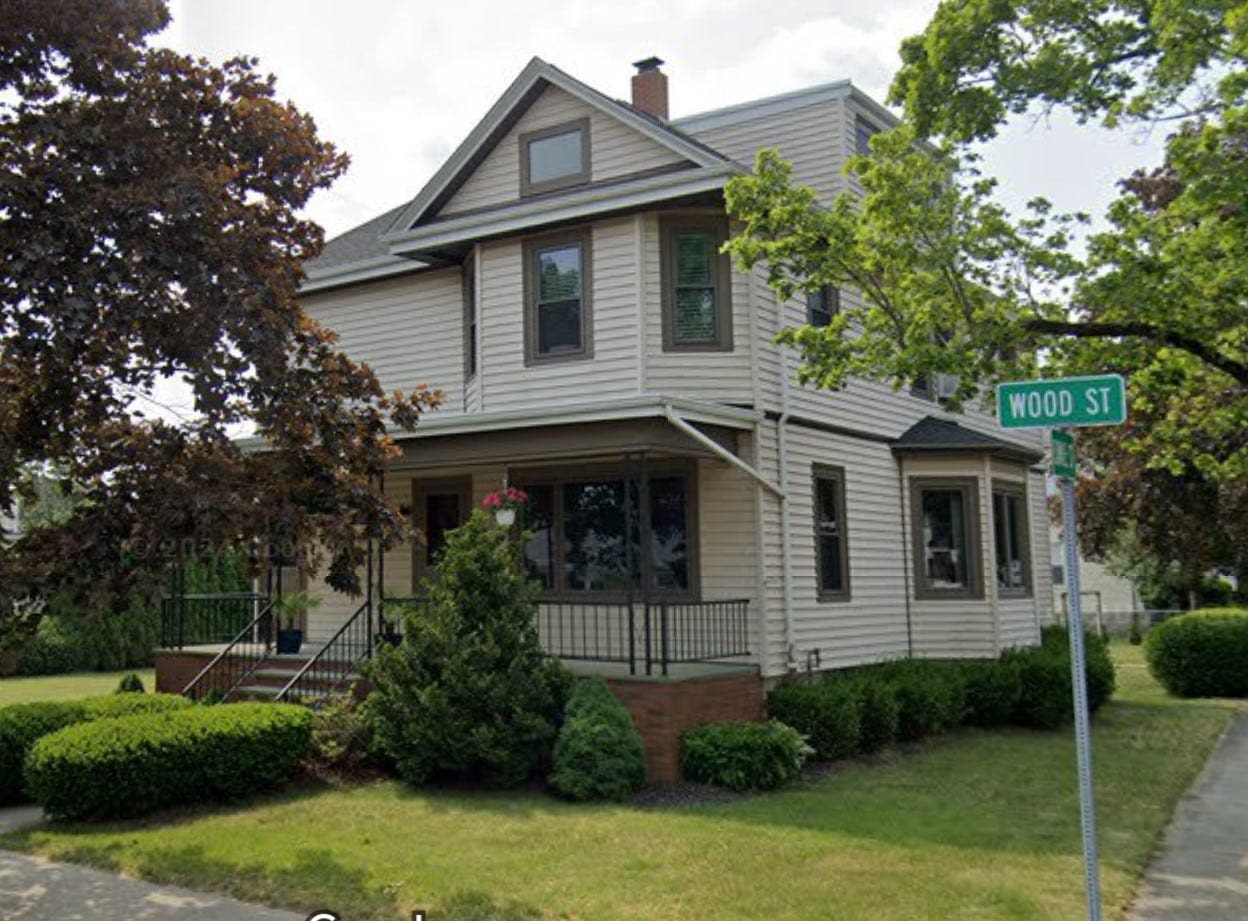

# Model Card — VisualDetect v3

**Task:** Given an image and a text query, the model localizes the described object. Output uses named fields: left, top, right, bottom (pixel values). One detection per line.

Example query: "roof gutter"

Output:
left=660, top=402, right=784, bottom=498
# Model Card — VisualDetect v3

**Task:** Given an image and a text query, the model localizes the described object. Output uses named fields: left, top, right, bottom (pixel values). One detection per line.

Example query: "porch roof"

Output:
left=389, top=395, right=760, bottom=442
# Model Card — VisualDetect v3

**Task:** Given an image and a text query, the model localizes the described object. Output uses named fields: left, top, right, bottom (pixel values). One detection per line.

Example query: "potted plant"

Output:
left=482, top=486, right=528, bottom=528
left=273, top=591, right=319, bottom=654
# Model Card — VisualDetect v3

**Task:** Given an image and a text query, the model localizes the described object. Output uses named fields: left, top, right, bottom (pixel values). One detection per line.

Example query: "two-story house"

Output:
left=158, top=57, right=1048, bottom=781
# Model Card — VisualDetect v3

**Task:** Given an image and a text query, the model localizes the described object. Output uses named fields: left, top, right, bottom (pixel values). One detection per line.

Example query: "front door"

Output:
left=413, top=477, right=472, bottom=587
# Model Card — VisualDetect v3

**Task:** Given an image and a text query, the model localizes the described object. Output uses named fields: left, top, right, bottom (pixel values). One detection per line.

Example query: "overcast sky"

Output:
left=165, top=0, right=1170, bottom=241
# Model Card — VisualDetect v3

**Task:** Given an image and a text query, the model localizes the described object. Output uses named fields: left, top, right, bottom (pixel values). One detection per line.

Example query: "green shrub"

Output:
left=1128, top=614, right=1143, bottom=646
left=368, top=510, right=574, bottom=787
left=548, top=677, right=646, bottom=801
left=680, top=721, right=811, bottom=792
left=1145, top=609, right=1248, bottom=697
left=1037, top=625, right=1116, bottom=713
left=25, top=702, right=311, bottom=820
left=307, top=693, right=376, bottom=779
left=0, top=693, right=190, bottom=804
left=878, top=660, right=964, bottom=741
left=766, top=680, right=862, bottom=761
left=115, top=673, right=146, bottom=694
left=852, top=676, right=900, bottom=753
left=960, top=658, right=1021, bottom=727
left=1007, top=645, right=1072, bottom=729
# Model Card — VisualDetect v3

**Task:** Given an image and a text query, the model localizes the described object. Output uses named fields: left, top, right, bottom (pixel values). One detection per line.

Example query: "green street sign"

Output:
left=997, top=374, right=1126, bottom=429
left=1052, top=429, right=1076, bottom=479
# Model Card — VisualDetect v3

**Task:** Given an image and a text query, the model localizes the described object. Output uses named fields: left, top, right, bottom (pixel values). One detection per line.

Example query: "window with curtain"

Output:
left=518, top=469, right=693, bottom=597
left=912, top=479, right=981, bottom=598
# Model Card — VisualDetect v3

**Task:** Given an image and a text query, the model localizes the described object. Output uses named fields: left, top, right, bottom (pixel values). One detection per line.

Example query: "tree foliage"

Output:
left=0, top=1, right=437, bottom=635
left=726, top=1, right=1248, bottom=481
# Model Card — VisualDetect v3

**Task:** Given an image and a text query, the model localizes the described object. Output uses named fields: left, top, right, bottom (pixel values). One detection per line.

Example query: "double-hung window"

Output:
left=992, top=483, right=1031, bottom=595
left=660, top=216, right=732, bottom=351
left=812, top=465, right=850, bottom=601
left=855, top=116, right=878, bottom=156
left=911, top=477, right=982, bottom=599
left=806, top=285, right=840, bottom=328
left=462, top=257, right=477, bottom=379
left=520, top=118, right=591, bottom=196
left=523, top=228, right=592, bottom=364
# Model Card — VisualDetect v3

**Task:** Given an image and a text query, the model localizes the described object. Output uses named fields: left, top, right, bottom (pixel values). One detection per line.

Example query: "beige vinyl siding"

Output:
left=441, top=85, right=688, bottom=217
left=684, top=97, right=847, bottom=205
left=697, top=451, right=760, bottom=662
left=479, top=217, right=641, bottom=412
left=755, top=419, right=912, bottom=677
left=1028, top=467, right=1053, bottom=627
left=642, top=214, right=753, bottom=402
left=300, top=270, right=464, bottom=413
left=901, top=455, right=997, bottom=659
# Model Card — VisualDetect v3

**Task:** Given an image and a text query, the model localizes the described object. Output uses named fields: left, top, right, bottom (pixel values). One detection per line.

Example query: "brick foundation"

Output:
left=155, top=652, right=762, bottom=785
left=606, top=670, right=764, bottom=784
left=154, top=649, right=217, bottom=694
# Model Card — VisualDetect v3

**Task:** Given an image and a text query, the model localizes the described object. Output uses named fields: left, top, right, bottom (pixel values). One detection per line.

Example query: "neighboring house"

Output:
left=157, top=57, right=1049, bottom=780
left=1050, top=531, right=1144, bottom=632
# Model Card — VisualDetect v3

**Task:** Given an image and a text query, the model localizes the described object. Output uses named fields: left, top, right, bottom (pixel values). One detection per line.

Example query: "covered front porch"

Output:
left=157, top=396, right=767, bottom=699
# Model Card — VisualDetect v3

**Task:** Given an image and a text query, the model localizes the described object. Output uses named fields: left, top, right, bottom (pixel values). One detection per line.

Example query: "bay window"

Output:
left=911, top=477, right=982, bottom=599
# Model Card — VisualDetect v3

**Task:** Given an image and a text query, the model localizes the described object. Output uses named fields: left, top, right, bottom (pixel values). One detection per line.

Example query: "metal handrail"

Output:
left=276, top=600, right=371, bottom=703
left=181, top=600, right=275, bottom=701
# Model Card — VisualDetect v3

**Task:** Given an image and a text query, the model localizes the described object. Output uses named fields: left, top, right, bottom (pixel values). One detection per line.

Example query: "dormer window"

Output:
left=520, top=118, right=591, bottom=196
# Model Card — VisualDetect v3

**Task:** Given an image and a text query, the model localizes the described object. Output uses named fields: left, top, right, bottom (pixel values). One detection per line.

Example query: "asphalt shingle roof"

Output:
left=891, top=416, right=1042, bottom=462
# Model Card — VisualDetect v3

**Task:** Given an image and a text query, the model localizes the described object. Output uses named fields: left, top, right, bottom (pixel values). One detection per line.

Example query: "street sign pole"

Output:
left=1057, top=432, right=1103, bottom=921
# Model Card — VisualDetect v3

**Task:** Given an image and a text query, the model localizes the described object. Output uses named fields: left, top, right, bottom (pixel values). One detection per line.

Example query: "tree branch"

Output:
left=1023, top=318, right=1248, bottom=386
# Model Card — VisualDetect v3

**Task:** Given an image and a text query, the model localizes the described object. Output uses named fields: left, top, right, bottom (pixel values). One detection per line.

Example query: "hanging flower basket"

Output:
left=482, top=487, right=528, bottom=527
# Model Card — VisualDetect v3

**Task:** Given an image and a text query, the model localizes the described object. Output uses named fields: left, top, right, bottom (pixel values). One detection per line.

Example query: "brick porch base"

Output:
left=155, top=651, right=763, bottom=784
left=605, top=670, right=764, bottom=783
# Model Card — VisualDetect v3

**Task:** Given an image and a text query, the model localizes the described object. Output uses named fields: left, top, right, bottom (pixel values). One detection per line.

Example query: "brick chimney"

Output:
left=631, top=57, right=669, bottom=120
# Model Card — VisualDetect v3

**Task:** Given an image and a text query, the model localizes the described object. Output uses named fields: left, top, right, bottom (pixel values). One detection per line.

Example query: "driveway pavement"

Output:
left=0, top=805, right=308, bottom=921
left=1131, top=710, right=1248, bottom=920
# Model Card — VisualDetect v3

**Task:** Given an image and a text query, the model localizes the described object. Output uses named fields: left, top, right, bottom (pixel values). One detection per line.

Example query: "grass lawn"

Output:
left=0, top=668, right=156, bottom=706
left=2, top=644, right=1236, bottom=921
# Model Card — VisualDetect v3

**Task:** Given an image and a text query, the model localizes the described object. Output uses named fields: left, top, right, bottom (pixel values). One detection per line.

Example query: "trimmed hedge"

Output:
left=766, top=680, right=861, bottom=760
left=548, top=678, right=646, bottom=801
left=680, top=721, right=811, bottom=792
left=765, top=628, right=1117, bottom=764
left=26, top=702, right=312, bottom=820
left=1145, top=609, right=1248, bottom=698
left=0, top=693, right=191, bottom=805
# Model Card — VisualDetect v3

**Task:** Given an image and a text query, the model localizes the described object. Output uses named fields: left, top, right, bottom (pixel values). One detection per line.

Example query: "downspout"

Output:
left=775, top=287, right=797, bottom=672
left=897, top=463, right=914, bottom=657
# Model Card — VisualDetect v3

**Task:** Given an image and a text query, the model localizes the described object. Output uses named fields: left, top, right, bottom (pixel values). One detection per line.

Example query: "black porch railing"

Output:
left=181, top=599, right=276, bottom=701
left=165, top=593, right=750, bottom=702
left=278, top=600, right=371, bottom=703
left=537, top=598, right=751, bottom=675
left=161, top=592, right=267, bottom=649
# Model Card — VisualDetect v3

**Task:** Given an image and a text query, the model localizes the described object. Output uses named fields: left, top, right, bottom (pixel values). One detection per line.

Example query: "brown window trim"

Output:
left=812, top=463, right=851, bottom=603
left=659, top=214, right=733, bottom=352
left=510, top=459, right=700, bottom=603
left=522, top=226, right=593, bottom=366
left=991, top=478, right=1033, bottom=598
left=806, top=284, right=840, bottom=328
left=411, top=476, right=473, bottom=589
left=910, top=475, right=984, bottom=601
left=519, top=118, right=591, bottom=197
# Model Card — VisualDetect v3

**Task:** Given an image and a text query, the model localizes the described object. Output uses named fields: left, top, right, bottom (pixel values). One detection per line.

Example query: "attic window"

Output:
left=520, top=118, right=591, bottom=196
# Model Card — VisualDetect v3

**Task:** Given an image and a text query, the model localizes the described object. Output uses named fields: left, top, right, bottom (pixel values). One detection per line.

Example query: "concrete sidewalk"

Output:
left=0, top=804, right=308, bottom=921
left=1131, top=710, right=1248, bottom=920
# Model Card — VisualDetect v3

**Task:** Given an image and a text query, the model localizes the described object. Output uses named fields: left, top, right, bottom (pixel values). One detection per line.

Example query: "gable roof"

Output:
left=383, top=57, right=739, bottom=241
left=891, top=416, right=1042, bottom=464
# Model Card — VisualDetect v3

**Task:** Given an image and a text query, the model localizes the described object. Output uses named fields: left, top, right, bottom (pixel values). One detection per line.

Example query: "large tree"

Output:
left=725, top=1, right=1248, bottom=574
left=0, top=1, right=436, bottom=637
